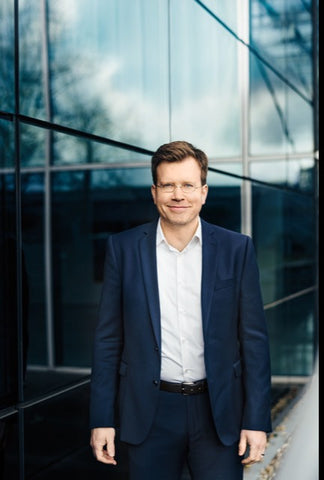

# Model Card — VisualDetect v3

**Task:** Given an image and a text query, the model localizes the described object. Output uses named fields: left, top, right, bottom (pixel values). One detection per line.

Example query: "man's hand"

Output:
left=90, top=427, right=117, bottom=465
left=238, top=429, right=267, bottom=465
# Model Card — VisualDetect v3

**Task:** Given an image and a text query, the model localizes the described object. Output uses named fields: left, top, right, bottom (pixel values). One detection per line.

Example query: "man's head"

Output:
left=151, top=141, right=209, bottom=230
left=151, top=141, right=208, bottom=186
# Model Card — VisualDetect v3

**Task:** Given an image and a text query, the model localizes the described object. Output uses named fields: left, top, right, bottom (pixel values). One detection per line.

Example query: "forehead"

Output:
left=156, top=157, right=201, bottom=180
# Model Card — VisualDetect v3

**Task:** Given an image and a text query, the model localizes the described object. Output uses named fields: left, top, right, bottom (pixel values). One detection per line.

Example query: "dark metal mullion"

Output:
left=14, top=0, right=25, bottom=479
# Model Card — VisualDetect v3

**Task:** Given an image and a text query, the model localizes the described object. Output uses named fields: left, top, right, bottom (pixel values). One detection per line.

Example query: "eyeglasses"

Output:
left=155, top=183, right=203, bottom=194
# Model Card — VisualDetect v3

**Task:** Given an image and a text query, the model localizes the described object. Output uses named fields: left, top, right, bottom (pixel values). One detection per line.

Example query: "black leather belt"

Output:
left=160, top=379, right=208, bottom=395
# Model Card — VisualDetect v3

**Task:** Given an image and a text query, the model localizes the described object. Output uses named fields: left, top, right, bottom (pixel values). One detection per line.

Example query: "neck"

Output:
left=160, top=218, right=199, bottom=251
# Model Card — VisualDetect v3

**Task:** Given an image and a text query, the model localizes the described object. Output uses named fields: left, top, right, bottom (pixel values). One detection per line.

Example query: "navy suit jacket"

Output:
left=90, top=218, right=272, bottom=446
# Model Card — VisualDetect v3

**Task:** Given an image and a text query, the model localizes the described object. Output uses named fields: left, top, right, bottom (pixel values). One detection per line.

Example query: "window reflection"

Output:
left=250, top=158, right=315, bottom=192
left=249, top=55, right=313, bottom=155
left=250, top=0, right=313, bottom=101
left=252, top=185, right=315, bottom=304
left=21, top=174, right=46, bottom=368
left=51, top=168, right=156, bottom=367
left=0, top=0, right=14, bottom=113
left=0, top=120, right=14, bottom=168
left=170, top=0, right=240, bottom=157
left=47, top=0, right=169, bottom=149
left=19, top=0, right=45, bottom=120
left=266, top=292, right=315, bottom=375
left=53, top=131, right=151, bottom=166
left=0, top=172, right=20, bottom=410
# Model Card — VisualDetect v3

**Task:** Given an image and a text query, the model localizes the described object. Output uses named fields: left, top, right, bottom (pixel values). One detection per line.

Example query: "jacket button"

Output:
left=153, top=380, right=158, bottom=386
left=154, top=346, right=159, bottom=352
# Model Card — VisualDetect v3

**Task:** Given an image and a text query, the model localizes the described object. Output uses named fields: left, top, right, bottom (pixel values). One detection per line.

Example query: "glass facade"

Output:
left=0, top=0, right=318, bottom=478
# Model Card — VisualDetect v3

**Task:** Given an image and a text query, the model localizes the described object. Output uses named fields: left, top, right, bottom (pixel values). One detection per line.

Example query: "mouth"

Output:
left=168, top=205, right=189, bottom=212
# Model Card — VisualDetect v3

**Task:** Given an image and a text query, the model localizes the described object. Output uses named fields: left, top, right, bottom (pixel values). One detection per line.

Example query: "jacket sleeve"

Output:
left=89, top=234, right=123, bottom=429
left=239, top=236, right=272, bottom=433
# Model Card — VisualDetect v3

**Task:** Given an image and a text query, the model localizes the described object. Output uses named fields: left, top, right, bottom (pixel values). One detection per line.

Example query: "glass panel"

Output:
left=252, top=185, right=316, bottom=305
left=249, top=54, right=313, bottom=155
left=0, top=172, right=19, bottom=410
left=202, top=168, right=241, bottom=232
left=0, top=119, right=14, bottom=168
left=47, top=0, right=169, bottom=149
left=24, top=383, right=128, bottom=478
left=21, top=173, right=46, bottom=368
left=20, top=123, right=47, bottom=167
left=170, top=0, right=240, bottom=158
left=0, top=412, right=20, bottom=478
left=250, top=0, right=313, bottom=101
left=197, top=0, right=238, bottom=33
left=53, top=131, right=151, bottom=166
left=0, top=0, right=14, bottom=113
left=250, top=158, right=315, bottom=193
left=19, top=0, right=46, bottom=120
left=266, top=292, right=315, bottom=375
left=51, top=166, right=156, bottom=367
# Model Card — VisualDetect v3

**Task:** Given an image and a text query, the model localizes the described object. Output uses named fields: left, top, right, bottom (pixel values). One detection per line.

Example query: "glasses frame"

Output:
left=154, top=183, right=204, bottom=194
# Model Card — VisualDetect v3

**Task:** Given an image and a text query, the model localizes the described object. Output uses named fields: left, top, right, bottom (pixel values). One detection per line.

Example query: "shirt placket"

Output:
left=177, top=249, right=191, bottom=382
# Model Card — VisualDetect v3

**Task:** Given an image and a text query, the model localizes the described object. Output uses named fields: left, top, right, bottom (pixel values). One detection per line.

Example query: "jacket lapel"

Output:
left=139, top=220, right=161, bottom=349
left=201, top=220, right=218, bottom=336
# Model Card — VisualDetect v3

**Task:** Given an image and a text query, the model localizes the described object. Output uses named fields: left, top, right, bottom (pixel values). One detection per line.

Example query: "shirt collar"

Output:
left=156, top=217, right=202, bottom=247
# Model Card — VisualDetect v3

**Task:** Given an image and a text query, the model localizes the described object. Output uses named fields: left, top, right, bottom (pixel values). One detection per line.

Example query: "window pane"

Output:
left=170, top=0, right=240, bottom=157
left=0, top=412, right=20, bottom=477
left=250, top=0, right=313, bottom=101
left=0, top=119, right=14, bottom=168
left=0, top=0, right=14, bottom=113
left=252, top=185, right=316, bottom=305
left=0, top=173, right=18, bottom=409
left=53, top=131, right=151, bottom=166
left=249, top=54, right=313, bottom=155
left=202, top=167, right=241, bottom=232
left=19, top=0, right=45, bottom=120
left=23, top=384, right=129, bottom=477
left=266, top=292, right=315, bottom=375
left=250, top=158, right=315, bottom=193
left=48, top=0, right=169, bottom=149
left=51, top=166, right=156, bottom=367
left=198, top=0, right=238, bottom=33
left=21, top=123, right=47, bottom=168
left=21, top=173, right=46, bottom=367
left=250, top=55, right=313, bottom=155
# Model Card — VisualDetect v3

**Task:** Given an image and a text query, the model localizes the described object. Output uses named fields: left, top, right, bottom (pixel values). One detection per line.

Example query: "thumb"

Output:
left=238, top=434, right=247, bottom=456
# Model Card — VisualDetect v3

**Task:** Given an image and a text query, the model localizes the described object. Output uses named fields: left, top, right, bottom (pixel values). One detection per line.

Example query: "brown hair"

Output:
left=151, top=141, right=208, bottom=185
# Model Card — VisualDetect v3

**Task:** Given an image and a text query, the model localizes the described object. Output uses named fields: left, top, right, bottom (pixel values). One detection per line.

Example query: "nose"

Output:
left=172, top=185, right=185, bottom=199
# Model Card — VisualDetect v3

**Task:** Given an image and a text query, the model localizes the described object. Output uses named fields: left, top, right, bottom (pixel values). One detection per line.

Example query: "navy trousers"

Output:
left=126, top=389, right=244, bottom=480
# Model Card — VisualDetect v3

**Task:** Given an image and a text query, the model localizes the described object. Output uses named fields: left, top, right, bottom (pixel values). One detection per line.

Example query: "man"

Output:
left=90, top=141, right=272, bottom=480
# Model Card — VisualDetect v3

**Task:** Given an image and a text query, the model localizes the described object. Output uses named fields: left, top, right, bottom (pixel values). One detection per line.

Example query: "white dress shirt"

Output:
left=156, top=218, right=206, bottom=383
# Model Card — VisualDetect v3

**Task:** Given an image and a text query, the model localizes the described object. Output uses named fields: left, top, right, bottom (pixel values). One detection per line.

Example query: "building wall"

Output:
left=0, top=0, right=318, bottom=478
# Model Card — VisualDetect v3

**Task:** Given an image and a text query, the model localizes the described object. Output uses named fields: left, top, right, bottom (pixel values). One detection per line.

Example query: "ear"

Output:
left=151, top=184, right=157, bottom=204
left=201, top=184, right=208, bottom=205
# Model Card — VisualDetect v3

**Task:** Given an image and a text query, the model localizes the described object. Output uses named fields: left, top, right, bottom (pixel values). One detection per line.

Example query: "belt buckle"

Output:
left=181, top=381, right=195, bottom=395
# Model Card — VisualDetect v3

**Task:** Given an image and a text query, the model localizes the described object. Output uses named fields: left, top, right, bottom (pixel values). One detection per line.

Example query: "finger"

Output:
left=241, top=448, right=265, bottom=465
left=93, top=446, right=117, bottom=465
left=91, top=440, right=116, bottom=465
